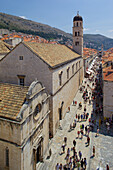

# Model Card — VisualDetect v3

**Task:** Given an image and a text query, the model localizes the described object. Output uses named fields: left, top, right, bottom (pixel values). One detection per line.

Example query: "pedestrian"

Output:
left=73, top=147, right=76, bottom=157
left=73, top=158, right=76, bottom=169
left=82, top=124, right=84, bottom=130
left=83, top=158, right=87, bottom=169
left=67, top=148, right=70, bottom=156
left=77, top=160, right=81, bottom=170
left=85, top=126, right=87, bottom=135
left=96, top=127, right=99, bottom=136
left=49, top=148, right=52, bottom=157
left=62, top=143, right=65, bottom=153
left=81, top=114, right=83, bottom=121
left=84, top=105, right=86, bottom=112
left=81, top=130, right=83, bottom=139
left=64, top=136, right=67, bottom=145
left=79, top=151, right=82, bottom=160
left=81, top=158, right=84, bottom=170
left=69, top=157, right=72, bottom=169
left=106, top=164, right=109, bottom=170
left=56, top=163, right=60, bottom=170
left=76, top=114, right=78, bottom=119
left=92, top=146, right=95, bottom=157
left=73, top=140, right=76, bottom=147
left=65, top=153, right=69, bottom=164
left=78, top=114, right=80, bottom=122
left=87, top=136, right=90, bottom=146
left=59, top=163, right=63, bottom=170
left=77, top=130, right=80, bottom=138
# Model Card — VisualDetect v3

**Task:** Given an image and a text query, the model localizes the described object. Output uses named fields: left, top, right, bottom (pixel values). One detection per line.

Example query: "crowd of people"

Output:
left=55, top=60, right=110, bottom=170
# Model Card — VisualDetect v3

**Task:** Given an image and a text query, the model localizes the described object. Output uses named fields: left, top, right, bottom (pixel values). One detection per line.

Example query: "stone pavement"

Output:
left=39, top=77, right=94, bottom=170
left=39, top=72, right=113, bottom=170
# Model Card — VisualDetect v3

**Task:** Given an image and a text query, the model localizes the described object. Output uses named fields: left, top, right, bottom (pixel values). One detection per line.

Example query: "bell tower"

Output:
left=73, top=11, right=83, bottom=56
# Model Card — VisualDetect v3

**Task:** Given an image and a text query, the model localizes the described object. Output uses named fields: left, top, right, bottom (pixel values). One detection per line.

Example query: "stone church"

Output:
left=0, top=12, right=84, bottom=137
left=0, top=81, right=50, bottom=170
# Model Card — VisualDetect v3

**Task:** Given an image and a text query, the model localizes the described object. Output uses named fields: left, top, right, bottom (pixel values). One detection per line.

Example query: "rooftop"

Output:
left=0, top=40, right=11, bottom=54
left=0, top=83, right=28, bottom=120
left=103, top=66, right=113, bottom=82
left=24, top=42, right=80, bottom=68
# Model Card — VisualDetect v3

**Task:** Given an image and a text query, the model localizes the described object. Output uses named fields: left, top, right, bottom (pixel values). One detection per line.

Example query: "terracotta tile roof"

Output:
left=103, top=66, right=113, bottom=81
left=0, top=83, right=28, bottom=120
left=0, top=40, right=11, bottom=54
left=24, top=42, right=80, bottom=68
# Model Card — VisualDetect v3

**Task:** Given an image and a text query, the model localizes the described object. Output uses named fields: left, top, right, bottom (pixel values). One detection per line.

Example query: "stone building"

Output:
left=0, top=81, right=50, bottom=170
left=103, top=65, right=113, bottom=119
left=0, top=13, right=84, bottom=136
left=73, top=12, right=83, bottom=56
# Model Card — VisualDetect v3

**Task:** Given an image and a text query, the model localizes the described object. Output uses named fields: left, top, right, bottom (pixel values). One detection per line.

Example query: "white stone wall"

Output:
left=52, top=58, right=83, bottom=135
left=103, top=81, right=113, bottom=118
left=0, top=43, right=52, bottom=93
left=20, top=81, right=49, bottom=170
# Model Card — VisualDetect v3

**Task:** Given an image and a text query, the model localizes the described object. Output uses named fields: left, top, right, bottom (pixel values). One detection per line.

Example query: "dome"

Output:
left=73, top=15, right=83, bottom=22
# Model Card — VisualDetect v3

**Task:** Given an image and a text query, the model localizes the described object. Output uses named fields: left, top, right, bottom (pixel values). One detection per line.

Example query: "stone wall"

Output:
left=103, top=81, right=113, bottom=118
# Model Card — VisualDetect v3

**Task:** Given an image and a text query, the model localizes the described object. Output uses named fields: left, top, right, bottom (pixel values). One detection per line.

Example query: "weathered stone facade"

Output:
left=103, top=81, right=113, bottom=119
left=0, top=42, right=83, bottom=136
left=0, top=81, right=50, bottom=170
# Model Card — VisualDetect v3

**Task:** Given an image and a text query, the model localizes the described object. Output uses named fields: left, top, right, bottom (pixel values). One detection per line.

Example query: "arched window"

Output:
left=67, top=67, right=70, bottom=79
left=78, top=32, right=80, bottom=36
left=77, top=22, right=78, bottom=27
left=80, top=22, right=82, bottom=27
left=76, top=62, right=78, bottom=70
left=75, top=32, right=77, bottom=36
left=59, top=71, right=63, bottom=86
left=6, top=147, right=9, bottom=167
left=72, top=64, right=75, bottom=74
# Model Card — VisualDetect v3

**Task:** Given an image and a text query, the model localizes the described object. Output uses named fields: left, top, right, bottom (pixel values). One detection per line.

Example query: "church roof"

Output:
left=0, top=83, right=28, bottom=120
left=23, top=42, right=81, bottom=68
left=73, top=15, right=83, bottom=22
left=0, top=40, right=11, bottom=54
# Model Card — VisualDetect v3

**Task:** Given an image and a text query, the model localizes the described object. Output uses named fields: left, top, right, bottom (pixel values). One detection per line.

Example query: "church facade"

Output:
left=0, top=81, right=50, bottom=170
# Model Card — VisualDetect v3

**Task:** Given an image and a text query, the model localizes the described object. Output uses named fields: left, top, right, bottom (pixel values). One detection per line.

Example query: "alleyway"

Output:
left=38, top=58, right=113, bottom=170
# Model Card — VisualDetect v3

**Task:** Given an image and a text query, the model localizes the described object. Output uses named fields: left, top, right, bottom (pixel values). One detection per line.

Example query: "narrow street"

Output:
left=38, top=57, right=113, bottom=170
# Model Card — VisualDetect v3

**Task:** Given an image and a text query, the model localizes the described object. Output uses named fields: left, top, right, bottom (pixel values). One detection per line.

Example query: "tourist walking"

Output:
left=64, top=137, right=67, bottom=145
left=93, top=146, right=95, bottom=157
left=56, top=163, right=60, bottom=170
left=79, top=151, right=82, bottom=160
left=73, top=139, right=76, bottom=147
left=106, top=164, right=109, bottom=170
left=83, top=158, right=87, bottom=169
left=87, top=136, right=90, bottom=146
left=62, top=143, right=65, bottom=153
left=81, top=158, right=84, bottom=170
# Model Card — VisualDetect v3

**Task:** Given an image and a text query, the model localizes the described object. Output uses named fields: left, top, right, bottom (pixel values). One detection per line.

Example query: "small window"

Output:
left=79, top=61, right=81, bottom=67
left=78, top=32, right=80, bottom=36
left=76, top=62, right=78, bottom=70
left=75, top=42, right=79, bottom=46
left=75, top=32, right=77, bottom=36
left=34, top=103, right=42, bottom=120
left=77, top=22, right=78, bottom=27
left=67, top=67, right=70, bottom=79
left=59, top=71, right=63, bottom=86
left=72, top=64, right=75, bottom=74
left=6, top=148, right=9, bottom=167
left=19, top=78, right=24, bottom=86
left=19, top=56, right=23, bottom=60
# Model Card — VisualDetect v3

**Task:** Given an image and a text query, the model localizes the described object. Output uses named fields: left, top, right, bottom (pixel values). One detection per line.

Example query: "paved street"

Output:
left=38, top=68, right=113, bottom=170
left=39, top=77, right=94, bottom=170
